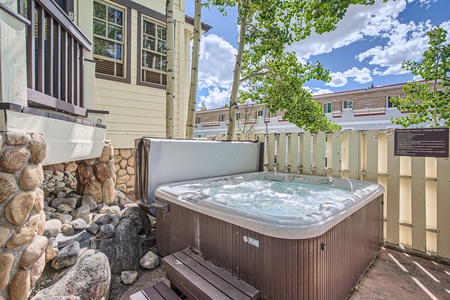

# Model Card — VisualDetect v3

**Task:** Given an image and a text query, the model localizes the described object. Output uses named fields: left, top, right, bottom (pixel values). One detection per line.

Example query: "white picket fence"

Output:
left=211, top=130, right=450, bottom=260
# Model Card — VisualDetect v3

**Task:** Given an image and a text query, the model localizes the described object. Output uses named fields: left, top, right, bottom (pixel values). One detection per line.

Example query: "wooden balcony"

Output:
left=22, top=0, right=91, bottom=116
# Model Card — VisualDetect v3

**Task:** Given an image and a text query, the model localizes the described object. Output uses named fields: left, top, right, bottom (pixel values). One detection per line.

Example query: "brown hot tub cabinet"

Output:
left=135, top=138, right=384, bottom=300
left=156, top=195, right=383, bottom=300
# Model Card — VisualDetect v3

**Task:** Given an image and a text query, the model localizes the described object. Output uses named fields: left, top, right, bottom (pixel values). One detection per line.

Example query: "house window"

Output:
left=196, top=117, right=201, bottom=124
left=93, top=1, right=126, bottom=78
left=342, top=100, right=353, bottom=110
left=257, top=110, right=264, bottom=117
left=219, top=114, right=225, bottom=122
left=236, top=112, right=240, bottom=120
left=141, top=17, right=167, bottom=86
left=323, top=102, right=332, bottom=113
left=386, top=96, right=396, bottom=108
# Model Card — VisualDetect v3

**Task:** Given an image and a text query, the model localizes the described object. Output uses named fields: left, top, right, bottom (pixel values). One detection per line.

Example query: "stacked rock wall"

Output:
left=113, top=149, right=135, bottom=196
left=0, top=132, right=47, bottom=300
left=76, top=141, right=117, bottom=204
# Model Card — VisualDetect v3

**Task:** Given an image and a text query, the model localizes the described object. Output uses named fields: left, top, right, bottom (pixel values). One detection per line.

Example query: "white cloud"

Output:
left=326, top=67, right=372, bottom=87
left=198, top=87, right=231, bottom=109
left=288, top=0, right=407, bottom=59
left=198, top=34, right=236, bottom=89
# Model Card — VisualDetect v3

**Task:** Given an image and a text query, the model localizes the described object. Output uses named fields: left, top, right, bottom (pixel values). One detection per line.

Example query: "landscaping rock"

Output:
left=86, top=223, right=100, bottom=235
left=121, top=271, right=138, bottom=285
left=81, top=195, right=97, bottom=211
left=32, top=249, right=110, bottom=300
left=71, top=218, right=87, bottom=231
left=121, top=206, right=151, bottom=235
left=97, top=224, right=116, bottom=239
left=45, top=238, right=59, bottom=262
left=140, top=250, right=160, bottom=270
left=72, top=205, right=90, bottom=220
left=51, top=241, right=80, bottom=269
left=44, top=219, right=62, bottom=237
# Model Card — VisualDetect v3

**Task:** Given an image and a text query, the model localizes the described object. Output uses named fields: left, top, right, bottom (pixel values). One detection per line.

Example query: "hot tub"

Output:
left=135, top=138, right=384, bottom=300
left=155, top=172, right=383, bottom=300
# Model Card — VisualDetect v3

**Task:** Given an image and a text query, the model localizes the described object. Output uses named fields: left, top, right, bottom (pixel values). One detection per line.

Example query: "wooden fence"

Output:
left=211, top=130, right=450, bottom=260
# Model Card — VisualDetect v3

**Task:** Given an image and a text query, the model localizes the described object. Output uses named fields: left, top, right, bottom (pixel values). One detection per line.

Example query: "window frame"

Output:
left=386, top=96, right=397, bottom=109
left=257, top=110, right=264, bottom=117
left=219, top=114, right=225, bottom=122
left=342, top=100, right=353, bottom=110
left=323, top=102, right=332, bottom=113
left=93, top=0, right=131, bottom=83
left=137, top=12, right=169, bottom=89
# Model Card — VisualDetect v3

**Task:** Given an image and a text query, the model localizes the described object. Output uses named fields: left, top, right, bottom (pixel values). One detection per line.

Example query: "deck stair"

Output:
left=129, top=281, right=181, bottom=300
left=163, top=248, right=261, bottom=300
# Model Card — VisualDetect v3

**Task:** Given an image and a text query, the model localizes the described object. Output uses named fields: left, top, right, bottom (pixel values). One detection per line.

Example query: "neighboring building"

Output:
left=194, top=82, right=431, bottom=138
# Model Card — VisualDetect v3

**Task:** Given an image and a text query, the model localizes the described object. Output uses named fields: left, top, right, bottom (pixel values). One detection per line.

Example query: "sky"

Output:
left=184, top=0, right=450, bottom=109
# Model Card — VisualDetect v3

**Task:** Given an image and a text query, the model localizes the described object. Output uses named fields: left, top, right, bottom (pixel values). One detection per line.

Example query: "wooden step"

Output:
left=129, top=281, right=182, bottom=300
left=163, top=248, right=260, bottom=300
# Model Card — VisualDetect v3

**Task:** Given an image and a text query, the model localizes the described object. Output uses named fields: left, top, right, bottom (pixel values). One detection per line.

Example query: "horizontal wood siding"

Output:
left=157, top=196, right=383, bottom=300
left=95, top=3, right=189, bottom=147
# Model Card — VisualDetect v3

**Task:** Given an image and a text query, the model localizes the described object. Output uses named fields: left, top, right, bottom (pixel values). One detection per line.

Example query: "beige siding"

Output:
left=80, top=0, right=193, bottom=148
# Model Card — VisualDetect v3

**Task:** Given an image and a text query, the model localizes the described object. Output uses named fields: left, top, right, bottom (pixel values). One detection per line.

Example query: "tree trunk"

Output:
left=166, top=0, right=175, bottom=138
left=226, top=2, right=247, bottom=140
left=186, top=0, right=202, bottom=139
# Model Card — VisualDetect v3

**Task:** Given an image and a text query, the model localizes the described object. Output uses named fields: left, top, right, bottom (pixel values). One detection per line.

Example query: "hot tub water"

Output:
left=203, top=179, right=353, bottom=217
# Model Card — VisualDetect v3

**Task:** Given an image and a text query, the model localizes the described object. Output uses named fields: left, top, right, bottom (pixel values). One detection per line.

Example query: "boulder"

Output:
left=121, top=206, right=151, bottom=235
left=31, top=252, right=46, bottom=286
left=45, top=237, right=59, bottom=262
left=19, top=235, right=48, bottom=268
left=112, top=218, right=142, bottom=273
left=121, top=271, right=138, bottom=285
left=20, top=164, right=44, bottom=191
left=0, top=253, right=14, bottom=290
left=6, top=132, right=30, bottom=145
left=97, top=224, right=116, bottom=239
left=0, top=173, right=18, bottom=203
left=10, top=269, right=30, bottom=300
left=5, top=191, right=36, bottom=226
left=89, top=218, right=142, bottom=274
left=81, top=195, right=97, bottom=211
left=0, top=147, right=29, bottom=173
left=51, top=241, right=80, bottom=270
left=140, top=250, right=160, bottom=270
left=32, top=250, right=111, bottom=300
left=44, top=219, right=62, bottom=238
left=30, top=133, right=47, bottom=164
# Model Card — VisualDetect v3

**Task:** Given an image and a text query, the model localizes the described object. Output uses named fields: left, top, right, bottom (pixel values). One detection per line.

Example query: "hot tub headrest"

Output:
left=135, top=138, right=262, bottom=204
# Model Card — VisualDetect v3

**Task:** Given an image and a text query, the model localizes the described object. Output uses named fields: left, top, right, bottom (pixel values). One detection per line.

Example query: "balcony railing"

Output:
left=23, top=0, right=91, bottom=116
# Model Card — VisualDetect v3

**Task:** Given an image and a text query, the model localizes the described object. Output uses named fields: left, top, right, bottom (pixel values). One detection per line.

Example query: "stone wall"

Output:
left=113, top=149, right=135, bottom=196
left=0, top=132, right=47, bottom=300
left=76, top=141, right=116, bottom=204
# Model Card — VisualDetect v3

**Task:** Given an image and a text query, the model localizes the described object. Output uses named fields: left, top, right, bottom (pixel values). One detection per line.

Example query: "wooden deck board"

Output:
left=164, top=254, right=231, bottom=300
left=129, top=281, right=180, bottom=300
left=182, top=248, right=261, bottom=299
left=172, top=251, right=249, bottom=299
left=163, top=248, right=261, bottom=300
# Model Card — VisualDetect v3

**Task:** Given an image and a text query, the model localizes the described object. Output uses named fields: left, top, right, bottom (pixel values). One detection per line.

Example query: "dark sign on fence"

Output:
left=394, top=128, right=449, bottom=157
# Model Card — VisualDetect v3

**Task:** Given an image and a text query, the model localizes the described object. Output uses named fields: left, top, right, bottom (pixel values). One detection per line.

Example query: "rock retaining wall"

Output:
left=76, top=141, right=117, bottom=204
left=0, top=132, right=47, bottom=300
left=113, top=149, right=135, bottom=195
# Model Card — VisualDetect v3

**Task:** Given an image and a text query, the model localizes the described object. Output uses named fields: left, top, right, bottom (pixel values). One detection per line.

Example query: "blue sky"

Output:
left=185, top=0, right=450, bottom=109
